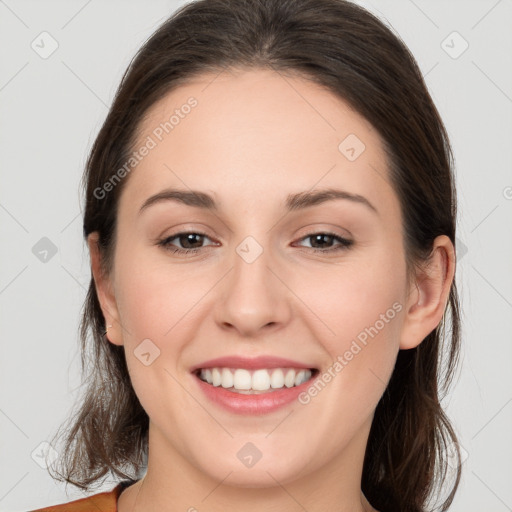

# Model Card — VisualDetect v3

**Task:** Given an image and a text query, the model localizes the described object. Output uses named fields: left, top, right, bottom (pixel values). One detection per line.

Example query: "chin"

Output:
left=199, top=454, right=309, bottom=488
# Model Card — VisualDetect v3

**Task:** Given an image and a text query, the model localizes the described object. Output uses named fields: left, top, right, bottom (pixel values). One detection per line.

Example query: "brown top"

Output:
left=29, top=481, right=136, bottom=512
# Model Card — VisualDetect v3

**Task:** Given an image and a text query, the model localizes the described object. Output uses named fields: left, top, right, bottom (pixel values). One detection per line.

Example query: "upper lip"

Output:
left=190, top=355, right=317, bottom=373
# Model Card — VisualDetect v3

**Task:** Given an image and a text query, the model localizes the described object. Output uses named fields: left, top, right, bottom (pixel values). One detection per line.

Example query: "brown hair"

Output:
left=48, top=1, right=463, bottom=510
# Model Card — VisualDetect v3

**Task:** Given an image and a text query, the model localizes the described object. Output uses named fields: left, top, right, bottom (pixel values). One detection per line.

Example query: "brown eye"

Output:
left=295, top=232, right=353, bottom=253
left=174, top=233, right=205, bottom=249
left=157, top=231, right=217, bottom=254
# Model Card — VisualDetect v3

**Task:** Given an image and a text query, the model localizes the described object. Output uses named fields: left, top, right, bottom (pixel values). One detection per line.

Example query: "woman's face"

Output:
left=98, top=68, right=417, bottom=487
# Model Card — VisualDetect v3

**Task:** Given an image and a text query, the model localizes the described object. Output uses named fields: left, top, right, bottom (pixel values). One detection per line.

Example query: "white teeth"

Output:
left=270, top=368, right=284, bottom=388
left=211, top=368, right=222, bottom=386
left=233, top=369, right=252, bottom=390
left=284, top=369, right=296, bottom=388
left=203, top=368, right=213, bottom=384
left=221, top=368, right=233, bottom=388
left=294, top=370, right=306, bottom=386
left=198, top=367, right=313, bottom=392
left=252, top=369, right=271, bottom=391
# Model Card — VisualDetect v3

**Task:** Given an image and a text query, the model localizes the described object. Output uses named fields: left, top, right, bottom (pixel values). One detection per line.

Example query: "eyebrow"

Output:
left=138, top=187, right=378, bottom=215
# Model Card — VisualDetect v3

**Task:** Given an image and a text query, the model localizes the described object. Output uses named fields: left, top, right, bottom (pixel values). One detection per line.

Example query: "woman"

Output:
left=32, top=0, right=463, bottom=510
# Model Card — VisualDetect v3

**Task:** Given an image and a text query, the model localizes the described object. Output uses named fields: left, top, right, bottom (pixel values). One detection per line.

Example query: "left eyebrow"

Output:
left=138, top=187, right=378, bottom=216
left=285, top=188, right=378, bottom=215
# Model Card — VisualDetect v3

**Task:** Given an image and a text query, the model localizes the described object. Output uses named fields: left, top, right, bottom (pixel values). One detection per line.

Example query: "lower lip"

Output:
left=192, top=372, right=317, bottom=415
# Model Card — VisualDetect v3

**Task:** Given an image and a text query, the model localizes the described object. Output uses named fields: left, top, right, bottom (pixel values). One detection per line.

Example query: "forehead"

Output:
left=122, top=67, right=396, bottom=217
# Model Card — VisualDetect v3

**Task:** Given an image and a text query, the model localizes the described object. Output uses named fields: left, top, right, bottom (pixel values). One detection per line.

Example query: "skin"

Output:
left=88, top=67, right=455, bottom=512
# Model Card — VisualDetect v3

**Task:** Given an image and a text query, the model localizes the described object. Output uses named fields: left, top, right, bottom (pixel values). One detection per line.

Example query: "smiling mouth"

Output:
left=193, top=367, right=319, bottom=394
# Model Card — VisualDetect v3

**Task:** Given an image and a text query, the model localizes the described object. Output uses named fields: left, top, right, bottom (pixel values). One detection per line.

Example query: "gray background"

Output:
left=1, top=0, right=511, bottom=511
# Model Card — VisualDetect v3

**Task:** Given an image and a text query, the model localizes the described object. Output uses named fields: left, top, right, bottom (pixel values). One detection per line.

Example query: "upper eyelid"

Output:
left=161, top=231, right=351, bottom=247
left=157, top=217, right=353, bottom=240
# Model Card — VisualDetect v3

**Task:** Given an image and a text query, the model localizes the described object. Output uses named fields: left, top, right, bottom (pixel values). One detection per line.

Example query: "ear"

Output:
left=399, top=235, right=456, bottom=350
left=87, top=232, right=123, bottom=346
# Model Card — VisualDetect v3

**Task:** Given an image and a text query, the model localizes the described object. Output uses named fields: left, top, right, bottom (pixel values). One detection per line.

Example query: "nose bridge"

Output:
left=216, top=234, right=289, bottom=335
left=230, top=235, right=276, bottom=307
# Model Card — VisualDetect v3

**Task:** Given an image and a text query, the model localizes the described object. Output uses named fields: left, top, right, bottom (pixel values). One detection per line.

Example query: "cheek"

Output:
left=297, top=255, right=405, bottom=403
left=113, top=257, right=200, bottom=420
left=114, top=250, right=209, bottom=341
left=306, top=253, right=405, bottom=342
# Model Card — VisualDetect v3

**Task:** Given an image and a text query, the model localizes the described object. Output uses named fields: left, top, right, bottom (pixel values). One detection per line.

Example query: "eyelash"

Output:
left=156, top=231, right=354, bottom=255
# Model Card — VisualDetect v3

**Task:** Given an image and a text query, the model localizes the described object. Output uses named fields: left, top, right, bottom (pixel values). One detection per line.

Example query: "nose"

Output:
left=215, top=244, right=292, bottom=337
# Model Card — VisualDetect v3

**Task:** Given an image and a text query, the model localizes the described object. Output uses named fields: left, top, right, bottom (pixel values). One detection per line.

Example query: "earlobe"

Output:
left=399, top=235, right=455, bottom=350
left=87, top=232, right=124, bottom=346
